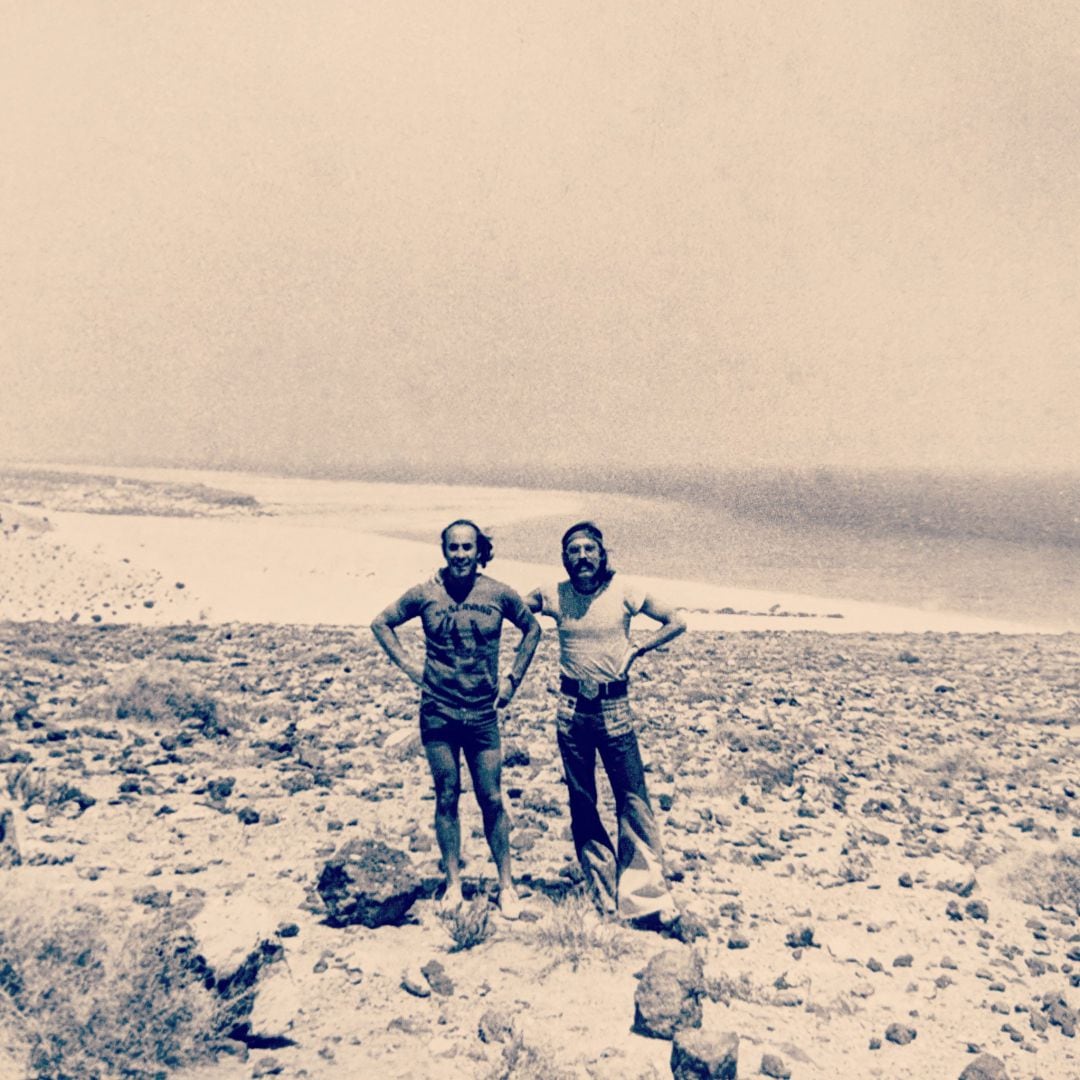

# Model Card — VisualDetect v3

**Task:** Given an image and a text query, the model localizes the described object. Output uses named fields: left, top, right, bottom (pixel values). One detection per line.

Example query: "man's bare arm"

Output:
left=371, top=610, right=424, bottom=688
left=617, top=594, right=687, bottom=678
left=497, top=607, right=541, bottom=707
left=524, top=587, right=543, bottom=614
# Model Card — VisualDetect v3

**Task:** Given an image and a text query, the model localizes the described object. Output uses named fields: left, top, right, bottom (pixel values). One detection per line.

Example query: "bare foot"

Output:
left=658, top=905, right=680, bottom=929
left=496, top=888, right=522, bottom=921
left=438, top=884, right=464, bottom=912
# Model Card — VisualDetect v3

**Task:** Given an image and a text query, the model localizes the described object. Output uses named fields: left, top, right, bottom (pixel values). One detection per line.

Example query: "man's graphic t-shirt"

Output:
left=380, top=573, right=533, bottom=714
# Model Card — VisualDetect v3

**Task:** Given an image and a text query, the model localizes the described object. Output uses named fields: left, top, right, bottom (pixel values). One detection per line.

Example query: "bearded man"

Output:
left=526, top=521, right=685, bottom=925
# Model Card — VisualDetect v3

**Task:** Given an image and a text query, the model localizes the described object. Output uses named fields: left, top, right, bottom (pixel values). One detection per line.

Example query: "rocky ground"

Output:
left=0, top=624, right=1077, bottom=1079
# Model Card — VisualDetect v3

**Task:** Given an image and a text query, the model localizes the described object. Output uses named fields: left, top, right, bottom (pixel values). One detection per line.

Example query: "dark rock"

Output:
left=132, top=886, right=170, bottom=908
left=760, top=1052, right=791, bottom=1078
left=477, top=1008, right=516, bottom=1044
left=502, top=746, right=530, bottom=768
left=958, top=1053, right=1009, bottom=1080
left=668, top=911, right=710, bottom=944
left=252, top=1057, right=284, bottom=1078
left=420, top=959, right=454, bottom=996
left=669, top=1027, right=737, bottom=1079
left=893, top=954, right=914, bottom=968
left=727, top=933, right=750, bottom=950
left=237, top=808, right=260, bottom=826
left=966, top=900, right=990, bottom=922
left=316, top=839, right=424, bottom=928
left=633, top=949, right=705, bottom=1039
left=207, top=776, right=236, bottom=801
left=885, top=1023, right=917, bottom=1045
left=785, top=926, right=816, bottom=949
left=939, top=877, right=977, bottom=897
left=898, top=872, right=913, bottom=888
left=1042, top=993, right=1077, bottom=1037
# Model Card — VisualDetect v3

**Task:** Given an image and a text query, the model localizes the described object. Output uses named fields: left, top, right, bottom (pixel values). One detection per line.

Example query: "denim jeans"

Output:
left=556, top=693, right=675, bottom=920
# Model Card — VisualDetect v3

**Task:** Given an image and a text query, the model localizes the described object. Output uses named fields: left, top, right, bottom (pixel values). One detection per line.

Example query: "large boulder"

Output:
left=247, top=966, right=304, bottom=1043
left=187, top=893, right=285, bottom=1039
left=958, top=1053, right=1009, bottom=1080
left=670, top=1028, right=739, bottom=1079
left=633, top=949, right=705, bottom=1040
left=316, top=839, right=424, bottom=928
left=190, top=894, right=282, bottom=992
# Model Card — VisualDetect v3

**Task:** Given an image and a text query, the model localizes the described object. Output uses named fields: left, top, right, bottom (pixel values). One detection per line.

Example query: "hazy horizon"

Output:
left=4, top=3, right=1078, bottom=475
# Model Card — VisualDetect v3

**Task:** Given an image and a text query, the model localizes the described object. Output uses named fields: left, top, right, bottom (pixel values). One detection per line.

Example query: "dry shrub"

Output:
left=530, top=890, right=634, bottom=973
left=438, top=897, right=494, bottom=952
left=1008, top=847, right=1080, bottom=913
left=0, top=900, right=230, bottom=1079
left=98, top=663, right=230, bottom=737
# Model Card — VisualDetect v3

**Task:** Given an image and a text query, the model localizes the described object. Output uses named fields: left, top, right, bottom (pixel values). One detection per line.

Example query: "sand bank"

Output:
left=0, top=463, right=1057, bottom=633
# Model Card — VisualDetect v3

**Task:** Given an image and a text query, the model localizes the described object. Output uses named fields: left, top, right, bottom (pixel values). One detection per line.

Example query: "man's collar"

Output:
left=441, top=568, right=481, bottom=598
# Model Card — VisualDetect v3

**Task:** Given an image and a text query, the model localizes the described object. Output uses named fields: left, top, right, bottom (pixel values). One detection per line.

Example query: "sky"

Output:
left=3, top=1, right=1078, bottom=477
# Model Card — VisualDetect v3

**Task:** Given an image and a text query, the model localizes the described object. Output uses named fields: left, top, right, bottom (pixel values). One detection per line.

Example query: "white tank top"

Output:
left=538, top=575, right=646, bottom=682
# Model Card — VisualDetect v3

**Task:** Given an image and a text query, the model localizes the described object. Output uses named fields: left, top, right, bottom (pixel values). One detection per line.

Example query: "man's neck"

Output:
left=442, top=568, right=478, bottom=601
left=569, top=574, right=606, bottom=596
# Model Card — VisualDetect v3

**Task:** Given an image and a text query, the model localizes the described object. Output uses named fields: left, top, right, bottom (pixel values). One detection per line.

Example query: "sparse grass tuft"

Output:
left=438, top=897, right=494, bottom=952
left=530, top=890, right=634, bottom=972
left=0, top=901, right=230, bottom=1079
left=484, top=1032, right=575, bottom=1080
left=5, top=765, right=96, bottom=819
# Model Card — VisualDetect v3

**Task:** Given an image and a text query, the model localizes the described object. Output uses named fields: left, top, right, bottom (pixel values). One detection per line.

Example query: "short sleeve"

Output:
left=536, top=580, right=560, bottom=619
left=623, top=582, right=647, bottom=617
left=378, top=585, right=424, bottom=627
left=501, top=586, right=536, bottom=631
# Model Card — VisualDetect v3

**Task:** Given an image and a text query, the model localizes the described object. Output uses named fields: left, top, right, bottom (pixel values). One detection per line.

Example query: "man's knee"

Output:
left=475, top=787, right=506, bottom=823
left=434, top=783, right=461, bottom=816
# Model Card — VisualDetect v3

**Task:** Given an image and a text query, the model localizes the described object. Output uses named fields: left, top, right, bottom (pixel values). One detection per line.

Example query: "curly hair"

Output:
left=440, top=519, right=493, bottom=567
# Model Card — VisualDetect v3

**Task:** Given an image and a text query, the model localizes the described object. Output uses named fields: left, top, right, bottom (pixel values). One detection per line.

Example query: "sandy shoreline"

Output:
left=0, top=462, right=1062, bottom=634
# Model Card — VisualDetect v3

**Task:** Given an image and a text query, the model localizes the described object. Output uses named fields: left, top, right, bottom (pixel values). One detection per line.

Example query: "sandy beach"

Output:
left=1, top=464, right=1076, bottom=1080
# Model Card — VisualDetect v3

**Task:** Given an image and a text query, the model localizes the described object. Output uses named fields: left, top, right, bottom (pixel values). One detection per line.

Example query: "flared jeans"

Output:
left=556, top=696, right=675, bottom=920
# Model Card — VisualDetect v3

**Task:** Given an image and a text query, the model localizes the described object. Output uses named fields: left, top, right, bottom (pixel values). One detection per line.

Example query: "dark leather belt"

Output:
left=560, top=674, right=628, bottom=702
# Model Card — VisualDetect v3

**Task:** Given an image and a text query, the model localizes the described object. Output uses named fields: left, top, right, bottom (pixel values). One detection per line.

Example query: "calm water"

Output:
left=380, top=469, right=1080, bottom=631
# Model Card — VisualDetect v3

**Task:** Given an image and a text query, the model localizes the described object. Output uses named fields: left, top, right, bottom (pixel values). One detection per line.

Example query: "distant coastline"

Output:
left=2, top=460, right=1074, bottom=633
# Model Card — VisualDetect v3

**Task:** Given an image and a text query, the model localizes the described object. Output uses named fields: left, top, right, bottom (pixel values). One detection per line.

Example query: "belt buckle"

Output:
left=578, top=676, right=600, bottom=701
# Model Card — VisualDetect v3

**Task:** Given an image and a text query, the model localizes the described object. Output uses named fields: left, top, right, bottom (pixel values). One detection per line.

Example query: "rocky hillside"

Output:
left=0, top=625, right=1077, bottom=1079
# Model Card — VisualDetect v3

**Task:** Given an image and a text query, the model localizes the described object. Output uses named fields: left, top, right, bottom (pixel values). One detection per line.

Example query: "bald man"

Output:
left=373, top=519, right=540, bottom=918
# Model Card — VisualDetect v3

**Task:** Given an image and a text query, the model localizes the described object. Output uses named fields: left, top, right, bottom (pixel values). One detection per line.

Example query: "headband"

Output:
left=561, top=521, right=604, bottom=550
